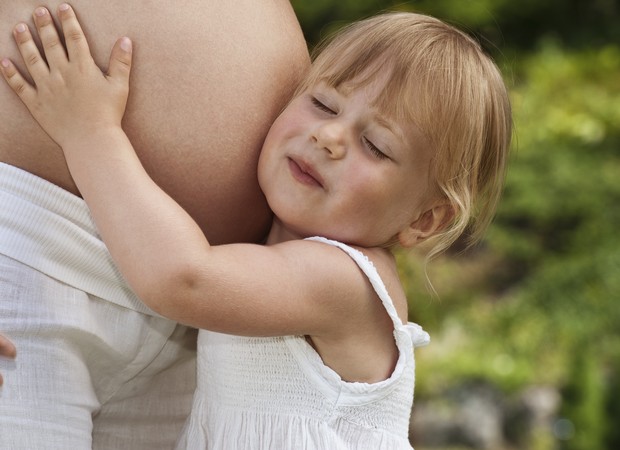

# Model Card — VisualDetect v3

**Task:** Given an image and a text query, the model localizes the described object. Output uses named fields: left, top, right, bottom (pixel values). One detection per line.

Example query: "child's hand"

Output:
left=0, top=4, right=132, bottom=148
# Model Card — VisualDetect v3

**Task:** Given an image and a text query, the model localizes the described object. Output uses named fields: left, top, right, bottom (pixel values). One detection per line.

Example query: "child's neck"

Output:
left=264, top=218, right=304, bottom=245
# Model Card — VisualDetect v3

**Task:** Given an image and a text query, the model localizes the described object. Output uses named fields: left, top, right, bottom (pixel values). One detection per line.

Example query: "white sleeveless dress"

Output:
left=176, top=237, right=430, bottom=449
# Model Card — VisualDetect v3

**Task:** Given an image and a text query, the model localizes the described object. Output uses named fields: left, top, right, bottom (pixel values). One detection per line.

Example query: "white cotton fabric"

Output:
left=176, top=236, right=430, bottom=449
left=0, top=163, right=196, bottom=450
left=0, top=162, right=158, bottom=316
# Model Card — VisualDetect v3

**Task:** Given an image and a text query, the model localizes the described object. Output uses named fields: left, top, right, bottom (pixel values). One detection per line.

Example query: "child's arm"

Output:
left=0, top=6, right=222, bottom=322
left=0, top=6, right=209, bottom=315
left=0, top=6, right=382, bottom=341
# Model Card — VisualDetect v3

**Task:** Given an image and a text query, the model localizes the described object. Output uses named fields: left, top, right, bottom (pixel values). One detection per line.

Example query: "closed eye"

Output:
left=311, top=97, right=336, bottom=114
left=363, top=137, right=388, bottom=160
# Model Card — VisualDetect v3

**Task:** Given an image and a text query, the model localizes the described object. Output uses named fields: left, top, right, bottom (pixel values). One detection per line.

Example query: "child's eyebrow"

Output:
left=374, top=114, right=395, bottom=132
left=373, top=112, right=405, bottom=142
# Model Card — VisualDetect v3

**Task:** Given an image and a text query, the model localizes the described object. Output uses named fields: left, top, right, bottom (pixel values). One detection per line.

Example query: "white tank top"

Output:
left=176, top=236, right=430, bottom=449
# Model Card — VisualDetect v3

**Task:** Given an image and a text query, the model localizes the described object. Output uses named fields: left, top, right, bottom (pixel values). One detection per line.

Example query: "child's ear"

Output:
left=397, top=203, right=455, bottom=248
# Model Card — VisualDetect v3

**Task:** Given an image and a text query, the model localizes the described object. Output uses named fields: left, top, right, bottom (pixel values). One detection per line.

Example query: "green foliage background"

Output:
left=291, top=1, right=619, bottom=449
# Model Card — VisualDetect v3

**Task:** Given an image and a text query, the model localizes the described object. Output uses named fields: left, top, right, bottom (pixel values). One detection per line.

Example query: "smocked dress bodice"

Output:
left=175, top=237, right=430, bottom=449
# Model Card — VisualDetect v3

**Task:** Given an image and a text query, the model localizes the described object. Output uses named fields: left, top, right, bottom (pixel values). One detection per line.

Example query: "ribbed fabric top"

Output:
left=176, top=237, right=429, bottom=449
left=0, top=162, right=157, bottom=315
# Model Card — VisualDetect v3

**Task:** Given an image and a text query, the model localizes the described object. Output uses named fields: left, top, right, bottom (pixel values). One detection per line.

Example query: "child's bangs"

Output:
left=307, top=42, right=426, bottom=136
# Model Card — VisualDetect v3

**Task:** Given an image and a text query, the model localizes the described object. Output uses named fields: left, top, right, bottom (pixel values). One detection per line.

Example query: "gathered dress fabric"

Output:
left=176, top=236, right=430, bottom=449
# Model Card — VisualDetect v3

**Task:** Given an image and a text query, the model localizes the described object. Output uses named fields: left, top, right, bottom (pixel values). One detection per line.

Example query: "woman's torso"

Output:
left=0, top=0, right=310, bottom=244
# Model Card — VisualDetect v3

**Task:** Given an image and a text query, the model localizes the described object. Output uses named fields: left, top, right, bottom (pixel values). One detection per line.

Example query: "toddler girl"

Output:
left=1, top=5, right=511, bottom=449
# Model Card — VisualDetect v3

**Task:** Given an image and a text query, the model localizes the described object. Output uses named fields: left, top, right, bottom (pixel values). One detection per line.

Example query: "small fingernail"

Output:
left=59, top=3, right=70, bottom=12
left=120, top=37, right=132, bottom=53
left=1, top=58, right=10, bottom=68
left=35, top=7, right=47, bottom=17
left=15, top=23, right=27, bottom=33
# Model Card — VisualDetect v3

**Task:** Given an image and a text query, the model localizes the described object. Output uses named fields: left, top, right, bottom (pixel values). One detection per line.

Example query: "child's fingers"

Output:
left=32, top=6, right=68, bottom=69
left=56, top=4, right=90, bottom=62
left=107, top=37, right=133, bottom=84
left=12, top=22, right=49, bottom=83
left=0, top=57, right=37, bottom=105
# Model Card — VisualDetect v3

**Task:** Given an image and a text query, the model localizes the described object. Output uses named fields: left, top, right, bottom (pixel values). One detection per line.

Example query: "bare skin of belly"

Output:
left=0, top=0, right=310, bottom=244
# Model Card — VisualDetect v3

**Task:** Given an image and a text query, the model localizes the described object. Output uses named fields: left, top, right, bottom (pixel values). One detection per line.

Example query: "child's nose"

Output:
left=312, top=121, right=348, bottom=159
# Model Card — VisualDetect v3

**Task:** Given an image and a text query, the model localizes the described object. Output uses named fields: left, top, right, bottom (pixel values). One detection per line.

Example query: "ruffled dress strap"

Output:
left=405, top=322, right=431, bottom=348
left=305, top=236, right=430, bottom=349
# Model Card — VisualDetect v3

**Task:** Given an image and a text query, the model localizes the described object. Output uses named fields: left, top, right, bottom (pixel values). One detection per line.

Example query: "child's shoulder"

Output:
left=293, top=238, right=410, bottom=382
left=350, top=244, right=409, bottom=325
left=296, top=238, right=409, bottom=324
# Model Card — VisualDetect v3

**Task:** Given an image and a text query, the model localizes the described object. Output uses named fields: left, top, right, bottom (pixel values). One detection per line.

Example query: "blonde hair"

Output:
left=297, top=12, right=512, bottom=259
